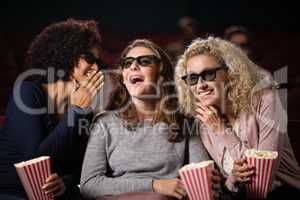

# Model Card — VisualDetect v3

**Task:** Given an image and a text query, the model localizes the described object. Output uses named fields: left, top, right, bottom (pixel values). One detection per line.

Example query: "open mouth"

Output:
left=129, top=75, right=144, bottom=84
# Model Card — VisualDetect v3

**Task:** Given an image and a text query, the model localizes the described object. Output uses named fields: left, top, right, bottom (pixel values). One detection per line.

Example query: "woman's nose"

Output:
left=130, top=60, right=140, bottom=71
left=196, top=78, right=208, bottom=90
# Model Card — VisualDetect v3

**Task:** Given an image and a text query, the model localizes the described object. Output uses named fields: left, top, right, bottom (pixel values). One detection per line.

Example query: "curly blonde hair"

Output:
left=175, top=37, right=272, bottom=117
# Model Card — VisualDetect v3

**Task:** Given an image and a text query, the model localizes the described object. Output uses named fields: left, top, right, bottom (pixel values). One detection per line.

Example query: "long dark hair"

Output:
left=114, top=39, right=184, bottom=142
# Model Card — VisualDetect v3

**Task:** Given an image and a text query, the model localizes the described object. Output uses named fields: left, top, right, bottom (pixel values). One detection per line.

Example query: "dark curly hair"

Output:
left=26, top=18, right=102, bottom=83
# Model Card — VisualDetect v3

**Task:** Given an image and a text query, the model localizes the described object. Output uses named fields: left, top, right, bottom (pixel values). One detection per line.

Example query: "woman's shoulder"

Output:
left=17, top=80, right=44, bottom=95
left=10, top=80, right=46, bottom=108
left=253, top=87, right=277, bottom=108
left=89, top=111, right=125, bottom=138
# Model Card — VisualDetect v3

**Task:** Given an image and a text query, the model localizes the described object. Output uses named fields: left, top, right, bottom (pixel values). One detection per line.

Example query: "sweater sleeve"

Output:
left=80, top=117, right=153, bottom=199
left=215, top=90, right=286, bottom=191
left=215, top=90, right=285, bottom=158
left=5, top=82, right=93, bottom=169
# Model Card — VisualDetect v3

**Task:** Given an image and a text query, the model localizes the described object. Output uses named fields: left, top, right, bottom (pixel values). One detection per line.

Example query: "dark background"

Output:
left=0, top=0, right=299, bottom=160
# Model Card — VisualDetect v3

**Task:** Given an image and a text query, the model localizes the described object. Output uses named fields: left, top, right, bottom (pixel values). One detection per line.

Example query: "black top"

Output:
left=0, top=80, right=93, bottom=198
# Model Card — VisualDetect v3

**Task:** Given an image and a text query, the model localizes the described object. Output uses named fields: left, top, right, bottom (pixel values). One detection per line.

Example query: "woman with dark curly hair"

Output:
left=0, top=19, right=104, bottom=200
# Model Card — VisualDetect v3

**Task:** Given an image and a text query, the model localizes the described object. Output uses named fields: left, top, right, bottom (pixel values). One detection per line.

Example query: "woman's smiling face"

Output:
left=186, top=54, right=227, bottom=107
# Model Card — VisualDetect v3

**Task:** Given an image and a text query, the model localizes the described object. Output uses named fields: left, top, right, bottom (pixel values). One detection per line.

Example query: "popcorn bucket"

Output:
left=245, top=149, right=278, bottom=199
left=14, top=156, right=53, bottom=200
left=179, top=161, right=214, bottom=200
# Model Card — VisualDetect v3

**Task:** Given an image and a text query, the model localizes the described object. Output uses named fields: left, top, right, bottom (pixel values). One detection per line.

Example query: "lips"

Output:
left=129, top=75, right=144, bottom=84
left=198, top=89, right=213, bottom=97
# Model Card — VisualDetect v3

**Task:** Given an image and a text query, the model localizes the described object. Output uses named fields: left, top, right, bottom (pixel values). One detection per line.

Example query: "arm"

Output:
left=37, top=105, right=93, bottom=164
left=216, top=90, right=285, bottom=160
left=80, top=118, right=153, bottom=199
left=221, top=90, right=286, bottom=191
left=6, top=82, right=93, bottom=167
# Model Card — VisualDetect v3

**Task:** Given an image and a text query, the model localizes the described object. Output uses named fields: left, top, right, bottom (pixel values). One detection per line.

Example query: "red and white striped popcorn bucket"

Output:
left=245, top=149, right=278, bottom=199
left=14, top=156, right=53, bottom=200
left=179, top=160, right=214, bottom=200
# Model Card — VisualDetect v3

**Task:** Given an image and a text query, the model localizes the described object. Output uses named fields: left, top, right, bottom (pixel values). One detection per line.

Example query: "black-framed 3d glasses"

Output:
left=181, top=66, right=227, bottom=85
left=83, top=52, right=111, bottom=69
left=120, top=55, right=161, bottom=69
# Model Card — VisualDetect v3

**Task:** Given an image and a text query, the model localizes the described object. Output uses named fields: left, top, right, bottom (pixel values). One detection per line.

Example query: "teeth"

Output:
left=199, top=90, right=212, bottom=97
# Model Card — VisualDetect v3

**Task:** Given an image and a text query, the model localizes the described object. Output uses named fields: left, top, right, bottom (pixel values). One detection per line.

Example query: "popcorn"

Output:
left=245, top=149, right=278, bottom=199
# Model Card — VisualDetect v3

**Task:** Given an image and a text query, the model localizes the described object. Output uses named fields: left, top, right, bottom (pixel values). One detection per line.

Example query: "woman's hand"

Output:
left=42, top=173, right=66, bottom=199
left=195, top=102, right=224, bottom=133
left=211, top=169, right=222, bottom=199
left=232, top=158, right=255, bottom=183
left=70, top=70, right=104, bottom=108
left=153, top=178, right=186, bottom=199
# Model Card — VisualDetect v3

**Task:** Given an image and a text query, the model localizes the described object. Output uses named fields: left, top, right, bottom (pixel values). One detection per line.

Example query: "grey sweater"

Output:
left=80, top=112, right=209, bottom=199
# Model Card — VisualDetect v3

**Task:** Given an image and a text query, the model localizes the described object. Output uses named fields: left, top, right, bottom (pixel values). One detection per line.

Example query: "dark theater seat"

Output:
left=0, top=116, right=5, bottom=127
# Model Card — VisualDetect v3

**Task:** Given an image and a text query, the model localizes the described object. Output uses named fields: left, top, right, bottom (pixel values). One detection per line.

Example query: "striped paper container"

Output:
left=245, top=149, right=278, bottom=199
left=14, top=156, right=53, bottom=200
left=179, top=160, right=214, bottom=200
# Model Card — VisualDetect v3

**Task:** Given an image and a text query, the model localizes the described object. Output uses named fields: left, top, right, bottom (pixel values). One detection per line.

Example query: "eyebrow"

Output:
left=186, top=66, right=221, bottom=73
left=185, top=71, right=199, bottom=74
left=125, top=54, right=157, bottom=58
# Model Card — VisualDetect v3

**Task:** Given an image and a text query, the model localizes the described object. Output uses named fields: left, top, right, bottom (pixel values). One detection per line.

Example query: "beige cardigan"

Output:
left=199, top=89, right=300, bottom=191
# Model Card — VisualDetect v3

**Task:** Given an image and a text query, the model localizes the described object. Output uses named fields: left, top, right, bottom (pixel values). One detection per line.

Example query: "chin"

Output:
left=201, top=100, right=214, bottom=107
left=196, top=96, right=219, bottom=107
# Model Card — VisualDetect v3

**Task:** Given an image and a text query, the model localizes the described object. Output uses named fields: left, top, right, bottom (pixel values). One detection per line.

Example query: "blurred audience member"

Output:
left=223, top=26, right=252, bottom=56
left=166, top=16, right=199, bottom=63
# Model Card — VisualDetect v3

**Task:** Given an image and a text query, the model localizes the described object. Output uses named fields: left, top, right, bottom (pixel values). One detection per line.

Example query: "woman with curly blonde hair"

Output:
left=175, top=37, right=300, bottom=198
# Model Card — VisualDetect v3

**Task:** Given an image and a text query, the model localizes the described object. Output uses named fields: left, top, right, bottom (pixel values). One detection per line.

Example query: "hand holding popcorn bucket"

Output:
left=14, top=156, right=53, bottom=200
left=245, top=149, right=278, bottom=199
left=179, top=160, right=215, bottom=200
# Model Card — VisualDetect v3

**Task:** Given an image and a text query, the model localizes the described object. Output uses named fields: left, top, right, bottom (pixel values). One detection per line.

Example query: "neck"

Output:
left=43, top=80, right=74, bottom=114
left=132, top=98, right=158, bottom=122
